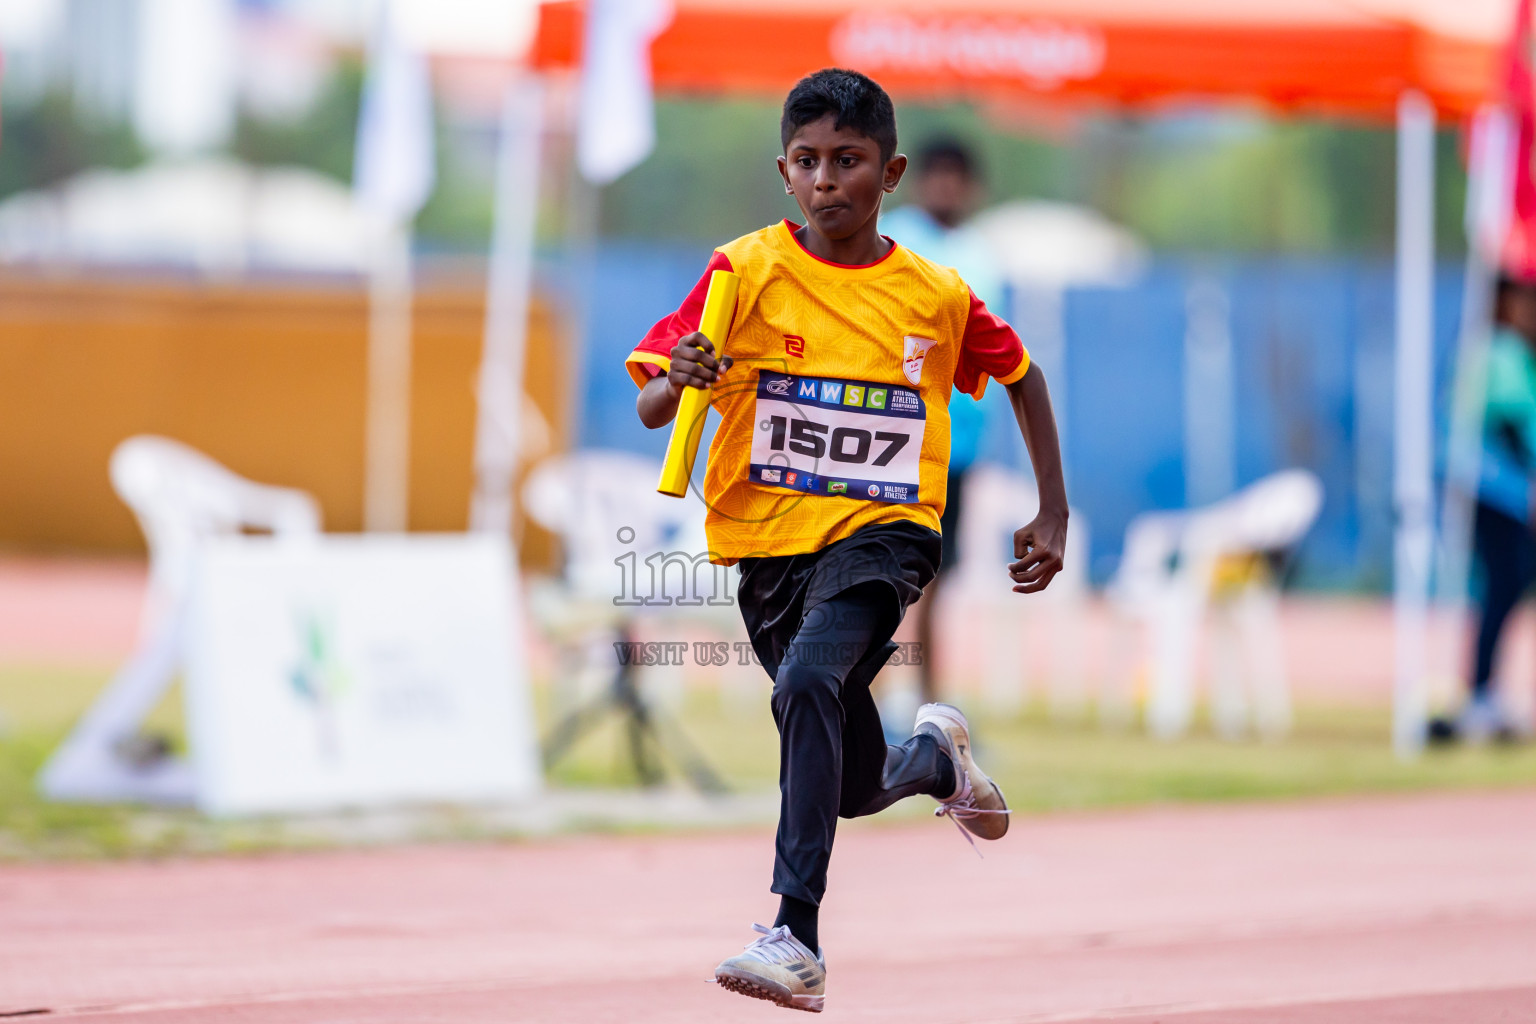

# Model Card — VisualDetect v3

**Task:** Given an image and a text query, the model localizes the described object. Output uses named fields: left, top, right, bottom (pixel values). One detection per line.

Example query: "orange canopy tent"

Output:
left=531, top=0, right=1503, bottom=120
left=529, top=0, right=1520, bottom=756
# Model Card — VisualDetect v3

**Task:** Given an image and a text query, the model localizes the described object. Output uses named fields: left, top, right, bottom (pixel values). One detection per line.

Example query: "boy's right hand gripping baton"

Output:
left=657, top=270, right=740, bottom=498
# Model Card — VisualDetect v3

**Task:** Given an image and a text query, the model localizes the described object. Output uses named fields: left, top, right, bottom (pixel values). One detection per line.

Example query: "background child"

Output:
left=881, top=136, right=1008, bottom=709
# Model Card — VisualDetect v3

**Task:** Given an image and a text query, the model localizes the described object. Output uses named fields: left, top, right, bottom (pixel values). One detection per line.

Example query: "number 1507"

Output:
left=763, top=415, right=910, bottom=466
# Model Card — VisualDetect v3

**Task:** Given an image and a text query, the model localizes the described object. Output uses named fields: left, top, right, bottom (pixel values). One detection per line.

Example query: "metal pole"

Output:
left=471, top=79, right=545, bottom=535
left=1393, top=90, right=1436, bottom=758
left=364, top=219, right=414, bottom=533
left=1432, top=106, right=1508, bottom=713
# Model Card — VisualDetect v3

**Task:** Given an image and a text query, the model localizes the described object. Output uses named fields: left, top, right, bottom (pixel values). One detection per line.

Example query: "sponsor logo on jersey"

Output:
left=760, top=468, right=782, bottom=483
left=828, top=481, right=848, bottom=494
left=786, top=471, right=798, bottom=485
left=867, top=484, right=881, bottom=497
left=783, top=334, right=806, bottom=358
left=761, top=374, right=917, bottom=417
left=902, top=335, right=937, bottom=385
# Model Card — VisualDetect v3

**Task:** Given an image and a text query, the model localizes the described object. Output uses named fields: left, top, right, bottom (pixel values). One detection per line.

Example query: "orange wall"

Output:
left=0, top=272, right=567, bottom=566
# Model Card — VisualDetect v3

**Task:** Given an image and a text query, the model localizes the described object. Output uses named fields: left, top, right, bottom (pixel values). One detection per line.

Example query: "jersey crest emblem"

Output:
left=902, top=336, right=937, bottom=385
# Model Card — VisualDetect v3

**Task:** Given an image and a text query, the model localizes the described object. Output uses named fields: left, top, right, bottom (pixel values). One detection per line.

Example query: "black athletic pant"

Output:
left=760, top=581, right=953, bottom=907
left=1472, top=501, right=1536, bottom=698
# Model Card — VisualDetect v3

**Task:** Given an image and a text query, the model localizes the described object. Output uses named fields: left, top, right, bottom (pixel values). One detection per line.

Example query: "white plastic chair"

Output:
left=41, top=436, right=321, bottom=803
left=1107, top=468, right=1324, bottom=739
left=113, top=436, right=322, bottom=630
left=521, top=449, right=725, bottom=613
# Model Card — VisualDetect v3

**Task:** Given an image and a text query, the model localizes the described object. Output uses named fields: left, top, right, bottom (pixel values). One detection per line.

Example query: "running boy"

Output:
left=626, top=69, right=1067, bottom=1013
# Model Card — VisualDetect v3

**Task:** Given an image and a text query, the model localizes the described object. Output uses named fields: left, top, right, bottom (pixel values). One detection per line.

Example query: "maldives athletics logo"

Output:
left=289, top=609, right=353, bottom=760
left=902, top=335, right=937, bottom=385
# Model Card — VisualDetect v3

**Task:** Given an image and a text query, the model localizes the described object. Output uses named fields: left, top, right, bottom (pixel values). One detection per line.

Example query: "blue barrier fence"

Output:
left=567, top=241, right=1466, bottom=591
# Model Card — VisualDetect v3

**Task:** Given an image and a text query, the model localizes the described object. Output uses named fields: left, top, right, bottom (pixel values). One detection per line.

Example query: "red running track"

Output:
left=3, top=790, right=1536, bottom=1023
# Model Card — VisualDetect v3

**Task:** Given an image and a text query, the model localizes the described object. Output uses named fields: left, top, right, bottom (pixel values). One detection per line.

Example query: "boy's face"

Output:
left=778, top=115, right=906, bottom=242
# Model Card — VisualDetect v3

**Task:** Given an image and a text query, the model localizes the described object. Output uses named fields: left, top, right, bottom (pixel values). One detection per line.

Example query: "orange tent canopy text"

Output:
left=531, top=0, right=1501, bottom=121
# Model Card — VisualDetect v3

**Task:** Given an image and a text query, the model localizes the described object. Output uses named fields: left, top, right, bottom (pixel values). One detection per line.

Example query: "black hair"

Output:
left=1498, top=272, right=1525, bottom=304
left=916, top=136, right=979, bottom=179
left=780, top=68, right=897, bottom=162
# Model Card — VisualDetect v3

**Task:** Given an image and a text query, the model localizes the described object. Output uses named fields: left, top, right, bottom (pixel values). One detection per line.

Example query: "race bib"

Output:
left=749, top=372, right=924, bottom=504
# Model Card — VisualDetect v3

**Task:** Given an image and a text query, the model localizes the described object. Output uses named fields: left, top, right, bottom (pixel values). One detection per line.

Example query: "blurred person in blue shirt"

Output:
left=882, top=138, right=1008, bottom=704
left=1432, top=273, right=1536, bottom=744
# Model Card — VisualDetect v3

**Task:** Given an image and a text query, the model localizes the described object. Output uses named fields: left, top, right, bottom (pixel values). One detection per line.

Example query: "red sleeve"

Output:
left=952, top=287, right=1030, bottom=399
left=624, top=250, right=736, bottom=388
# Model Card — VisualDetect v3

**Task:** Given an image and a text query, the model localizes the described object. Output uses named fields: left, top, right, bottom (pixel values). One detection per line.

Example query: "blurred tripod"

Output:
left=541, top=625, right=728, bottom=794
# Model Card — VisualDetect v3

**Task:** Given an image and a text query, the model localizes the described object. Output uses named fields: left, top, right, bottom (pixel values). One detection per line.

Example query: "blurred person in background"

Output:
left=1432, top=272, right=1536, bottom=745
left=881, top=138, right=1006, bottom=706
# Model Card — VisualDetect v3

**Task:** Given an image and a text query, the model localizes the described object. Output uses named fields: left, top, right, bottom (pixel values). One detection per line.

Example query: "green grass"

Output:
left=0, top=666, right=141, bottom=858
left=4, top=663, right=1536, bottom=859
left=539, top=687, right=1536, bottom=809
left=982, top=710, right=1536, bottom=810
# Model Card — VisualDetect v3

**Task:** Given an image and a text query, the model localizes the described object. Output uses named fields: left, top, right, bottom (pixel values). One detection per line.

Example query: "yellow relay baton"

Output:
left=657, top=269, right=740, bottom=497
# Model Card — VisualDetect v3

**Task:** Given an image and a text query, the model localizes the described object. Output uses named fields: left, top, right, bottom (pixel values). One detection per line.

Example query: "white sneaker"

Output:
left=714, top=923, right=826, bottom=1013
left=916, top=702, right=1010, bottom=842
left=1460, top=693, right=1526, bottom=744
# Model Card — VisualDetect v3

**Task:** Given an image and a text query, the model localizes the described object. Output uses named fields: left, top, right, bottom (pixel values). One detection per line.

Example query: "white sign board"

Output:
left=185, top=533, right=540, bottom=816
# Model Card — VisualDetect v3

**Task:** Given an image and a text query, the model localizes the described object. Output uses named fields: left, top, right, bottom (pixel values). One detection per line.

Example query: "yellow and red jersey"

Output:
left=627, top=219, right=1029, bottom=564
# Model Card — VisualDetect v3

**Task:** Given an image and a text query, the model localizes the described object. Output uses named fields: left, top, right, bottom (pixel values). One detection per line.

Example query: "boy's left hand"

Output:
left=1009, top=510, right=1067, bottom=594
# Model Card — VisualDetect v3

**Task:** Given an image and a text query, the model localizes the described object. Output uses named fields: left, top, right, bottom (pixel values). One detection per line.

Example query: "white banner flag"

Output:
left=577, top=0, right=673, bottom=185
left=354, top=2, right=436, bottom=222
